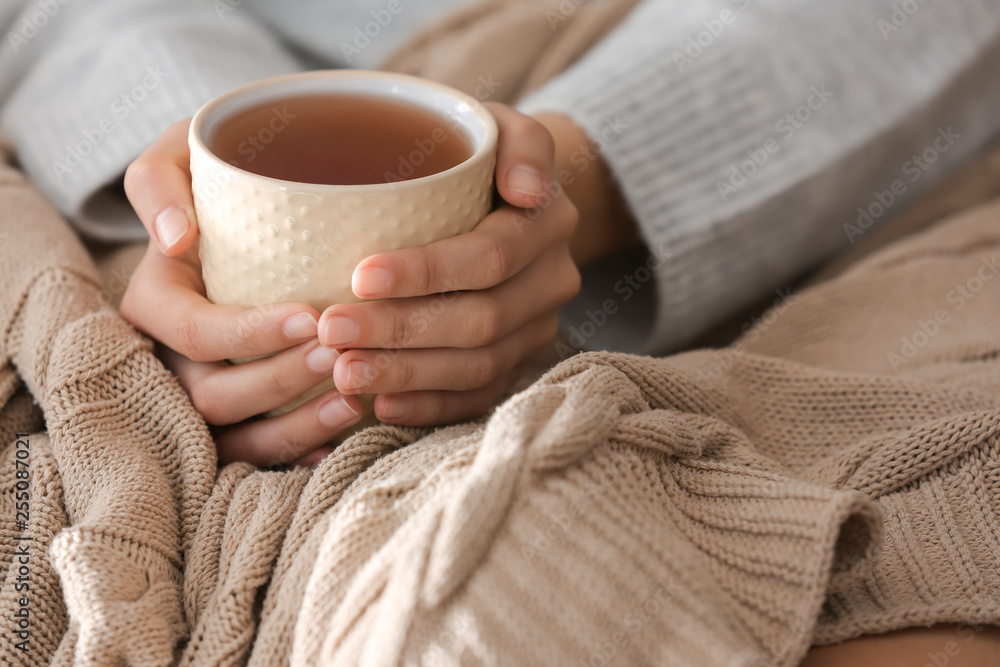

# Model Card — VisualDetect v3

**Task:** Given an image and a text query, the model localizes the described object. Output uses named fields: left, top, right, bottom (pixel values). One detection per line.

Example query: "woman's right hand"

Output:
left=120, top=119, right=363, bottom=467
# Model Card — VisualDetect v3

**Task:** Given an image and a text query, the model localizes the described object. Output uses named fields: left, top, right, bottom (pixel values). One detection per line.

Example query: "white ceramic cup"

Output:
left=188, top=70, right=498, bottom=418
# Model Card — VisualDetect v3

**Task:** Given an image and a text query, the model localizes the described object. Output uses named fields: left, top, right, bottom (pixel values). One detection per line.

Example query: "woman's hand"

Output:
left=121, top=119, right=363, bottom=468
left=321, top=103, right=580, bottom=426
left=120, top=102, right=583, bottom=464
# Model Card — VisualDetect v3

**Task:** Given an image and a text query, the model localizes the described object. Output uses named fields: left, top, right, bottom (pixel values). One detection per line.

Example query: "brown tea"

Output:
left=208, top=94, right=474, bottom=185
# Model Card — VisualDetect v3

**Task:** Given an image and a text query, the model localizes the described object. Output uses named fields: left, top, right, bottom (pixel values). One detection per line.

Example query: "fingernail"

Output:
left=507, top=166, right=545, bottom=198
left=323, top=316, right=359, bottom=347
left=344, top=360, right=374, bottom=391
left=154, top=206, right=191, bottom=251
left=378, top=396, right=409, bottom=421
left=318, top=395, right=360, bottom=429
left=352, top=266, right=392, bottom=298
left=283, top=312, right=318, bottom=340
left=305, top=345, right=340, bottom=373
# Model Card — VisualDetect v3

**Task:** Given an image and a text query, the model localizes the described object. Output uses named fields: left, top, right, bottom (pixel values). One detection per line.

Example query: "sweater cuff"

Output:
left=519, top=3, right=783, bottom=354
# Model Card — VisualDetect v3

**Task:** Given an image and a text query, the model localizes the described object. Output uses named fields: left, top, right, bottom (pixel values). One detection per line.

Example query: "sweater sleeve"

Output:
left=0, top=0, right=303, bottom=241
left=519, top=0, right=1000, bottom=355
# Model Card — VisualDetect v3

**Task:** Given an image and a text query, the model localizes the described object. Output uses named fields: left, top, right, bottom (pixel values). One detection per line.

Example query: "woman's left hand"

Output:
left=322, top=102, right=581, bottom=426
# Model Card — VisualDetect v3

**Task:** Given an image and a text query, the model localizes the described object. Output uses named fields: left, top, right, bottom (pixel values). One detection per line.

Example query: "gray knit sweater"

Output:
left=2, top=0, right=1000, bottom=354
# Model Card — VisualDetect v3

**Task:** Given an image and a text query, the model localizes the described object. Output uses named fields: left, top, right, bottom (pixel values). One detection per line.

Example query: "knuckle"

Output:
left=123, top=157, right=156, bottom=202
left=482, top=235, right=515, bottom=284
left=543, top=314, right=560, bottom=341
left=272, top=437, right=305, bottom=466
left=419, top=250, right=446, bottom=294
left=396, top=355, right=418, bottom=391
left=228, top=313, right=258, bottom=354
left=557, top=198, right=580, bottom=238
left=470, top=295, right=504, bottom=345
left=263, top=364, right=290, bottom=400
left=122, top=158, right=143, bottom=196
left=188, top=382, right=228, bottom=425
left=535, top=315, right=561, bottom=349
left=427, top=396, right=452, bottom=425
left=510, top=113, right=555, bottom=151
left=386, top=310, right=414, bottom=348
left=118, top=288, right=139, bottom=328
left=558, top=260, right=583, bottom=304
left=171, top=313, right=208, bottom=362
left=471, top=349, right=504, bottom=388
left=466, top=385, right=507, bottom=421
left=167, top=118, right=191, bottom=136
left=535, top=127, right=557, bottom=161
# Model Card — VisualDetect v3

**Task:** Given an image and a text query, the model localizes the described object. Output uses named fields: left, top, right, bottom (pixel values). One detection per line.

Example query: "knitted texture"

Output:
left=381, top=0, right=644, bottom=103
left=2, top=3, right=1000, bottom=665
left=3, top=155, right=1000, bottom=665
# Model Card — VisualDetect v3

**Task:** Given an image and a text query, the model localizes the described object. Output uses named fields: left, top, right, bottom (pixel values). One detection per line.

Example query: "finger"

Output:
left=351, top=196, right=577, bottom=299
left=485, top=102, right=556, bottom=209
left=215, top=390, right=363, bottom=467
left=122, top=246, right=321, bottom=362
left=322, top=245, right=580, bottom=350
left=374, top=368, right=521, bottom=427
left=165, top=340, right=342, bottom=425
left=294, top=446, right=335, bottom=468
left=124, top=118, right=198, bottom=256
left=332, top=314, right=558, bottom=395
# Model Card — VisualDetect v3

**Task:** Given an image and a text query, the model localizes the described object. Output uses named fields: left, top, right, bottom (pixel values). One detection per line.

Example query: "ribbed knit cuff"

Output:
left=1, top=2, right=302, bottom=241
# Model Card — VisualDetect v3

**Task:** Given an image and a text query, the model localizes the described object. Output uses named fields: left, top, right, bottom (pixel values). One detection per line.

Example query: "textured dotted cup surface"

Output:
left=189, top=70, right=498, bottom=419
left=190, top=70, right=497, bottom=313
left=191, top=154, right=494, bottom=312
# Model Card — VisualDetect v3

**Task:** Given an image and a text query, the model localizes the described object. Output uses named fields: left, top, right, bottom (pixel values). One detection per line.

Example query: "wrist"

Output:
left=533, top=112, right=639, bottom=267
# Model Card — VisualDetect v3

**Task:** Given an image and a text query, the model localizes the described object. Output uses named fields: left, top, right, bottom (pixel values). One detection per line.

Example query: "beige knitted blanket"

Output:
left=3, top=1, right=1000, bottom=665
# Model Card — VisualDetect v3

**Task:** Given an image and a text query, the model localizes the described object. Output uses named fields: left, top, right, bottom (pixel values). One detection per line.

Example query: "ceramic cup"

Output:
left=188, top=70, right=499, bottom=419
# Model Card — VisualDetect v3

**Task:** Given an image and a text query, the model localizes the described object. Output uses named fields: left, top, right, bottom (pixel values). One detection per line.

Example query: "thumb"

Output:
left=484, top=102, right=557, bottom=210
left=123, top=118, right=199, bottom=256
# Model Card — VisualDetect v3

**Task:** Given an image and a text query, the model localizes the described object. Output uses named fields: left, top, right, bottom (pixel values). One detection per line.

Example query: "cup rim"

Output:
left=188, top=69, right=499, bottom=191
